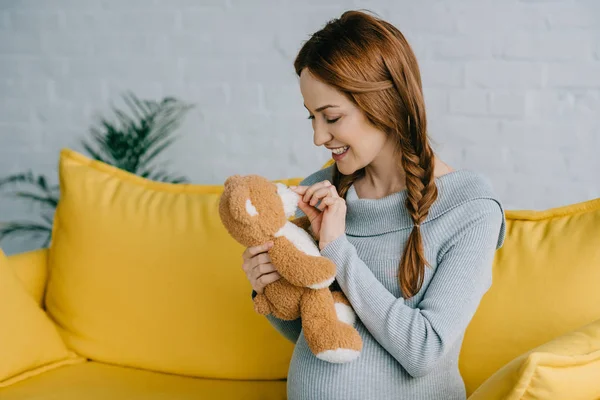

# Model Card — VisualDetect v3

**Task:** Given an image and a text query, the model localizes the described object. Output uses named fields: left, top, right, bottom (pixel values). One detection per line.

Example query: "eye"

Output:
left=306, top=115, right=340, bottom=124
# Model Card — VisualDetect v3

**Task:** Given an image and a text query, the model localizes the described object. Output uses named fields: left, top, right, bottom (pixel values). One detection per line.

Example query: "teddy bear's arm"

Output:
left=270, top=236, right=336, bottom=288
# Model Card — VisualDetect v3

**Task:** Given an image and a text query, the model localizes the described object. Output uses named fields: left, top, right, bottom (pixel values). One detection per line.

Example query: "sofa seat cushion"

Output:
left=0, top=361, right=287, bottom=400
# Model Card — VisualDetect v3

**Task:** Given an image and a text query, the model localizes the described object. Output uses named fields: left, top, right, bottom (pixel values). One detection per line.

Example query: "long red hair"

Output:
left=294, top=10, right=438, bottom=298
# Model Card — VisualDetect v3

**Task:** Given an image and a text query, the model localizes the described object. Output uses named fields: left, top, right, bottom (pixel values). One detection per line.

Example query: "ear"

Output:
left=245, top=198, right=259, bottom=216
left=228, top=182, right=258, bottom=224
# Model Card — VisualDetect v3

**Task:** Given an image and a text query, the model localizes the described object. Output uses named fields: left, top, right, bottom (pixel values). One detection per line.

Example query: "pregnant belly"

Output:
left=286, top=322, right=466, bottom=400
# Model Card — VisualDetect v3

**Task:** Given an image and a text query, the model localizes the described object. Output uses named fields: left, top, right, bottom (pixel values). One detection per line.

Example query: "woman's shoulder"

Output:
left=430, top=169, right=506, bottom=249
left=298, top=164, right=335, bottom=187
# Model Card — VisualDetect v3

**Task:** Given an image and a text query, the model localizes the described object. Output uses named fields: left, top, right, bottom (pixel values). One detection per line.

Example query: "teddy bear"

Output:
left=218, top=174, right=362, bottom=364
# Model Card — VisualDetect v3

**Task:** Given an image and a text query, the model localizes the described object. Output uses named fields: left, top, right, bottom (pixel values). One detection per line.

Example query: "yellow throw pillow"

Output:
left=469, top=318, right=600, bottom=400
left=0, top=249, right=83, bottom=388
left=460, top=197, right=600, bottom=396
left=7, top=248, right=49, bottom=306
left=44, top=149, right=301, bottom=380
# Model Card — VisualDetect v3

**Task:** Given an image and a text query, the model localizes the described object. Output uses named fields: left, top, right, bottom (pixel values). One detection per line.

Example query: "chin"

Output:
left=335, top=161, right=358, bottom=176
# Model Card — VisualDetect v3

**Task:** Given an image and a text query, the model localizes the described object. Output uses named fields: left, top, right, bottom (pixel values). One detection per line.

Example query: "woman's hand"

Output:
left=291, top=180, right=347, bottom=250
left=242, top=242, right=281, bottom=294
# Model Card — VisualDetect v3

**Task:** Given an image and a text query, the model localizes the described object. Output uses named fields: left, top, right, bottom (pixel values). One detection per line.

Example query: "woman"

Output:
left=242, top=10, right=505, bottom=400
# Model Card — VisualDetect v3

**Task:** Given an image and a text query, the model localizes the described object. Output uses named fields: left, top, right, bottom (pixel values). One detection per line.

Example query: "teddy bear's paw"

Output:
left=334, top=302, right=356, bottom=325
left=253, top=294, right=272, bottom=315
left=307, top=276, right=335, bottom=290
left=316, top=348, right=361, bottom=364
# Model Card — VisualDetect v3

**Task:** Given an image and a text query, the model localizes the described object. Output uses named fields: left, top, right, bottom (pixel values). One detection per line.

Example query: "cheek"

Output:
left=354, top=135, right=384, bottom=158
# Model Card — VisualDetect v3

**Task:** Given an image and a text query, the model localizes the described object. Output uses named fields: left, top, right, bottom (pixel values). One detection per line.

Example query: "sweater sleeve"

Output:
left=319, top=202, right=504, bottom=378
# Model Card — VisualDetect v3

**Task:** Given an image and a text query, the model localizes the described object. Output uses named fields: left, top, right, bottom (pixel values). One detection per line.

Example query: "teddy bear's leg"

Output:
left=300, top=288, right=362, bottom=364
left=330, top=291, right=357, bottom=326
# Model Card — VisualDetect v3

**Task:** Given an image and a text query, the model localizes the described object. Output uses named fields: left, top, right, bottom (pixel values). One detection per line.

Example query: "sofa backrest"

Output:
left=459, top=197, right=600, bottom=396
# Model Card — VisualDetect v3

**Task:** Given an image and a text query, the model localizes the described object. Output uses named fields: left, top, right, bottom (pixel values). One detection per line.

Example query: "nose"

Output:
left=313, top=121, right=333, bottom=147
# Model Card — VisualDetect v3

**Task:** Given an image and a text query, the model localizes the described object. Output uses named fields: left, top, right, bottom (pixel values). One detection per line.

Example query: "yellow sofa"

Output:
left=1, top=149, right=599, bottom=399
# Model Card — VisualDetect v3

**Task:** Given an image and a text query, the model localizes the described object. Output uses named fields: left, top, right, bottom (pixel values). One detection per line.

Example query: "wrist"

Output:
left=307, top=225, right=318, bottom=241
left=319, top=233, right=344, bottom=251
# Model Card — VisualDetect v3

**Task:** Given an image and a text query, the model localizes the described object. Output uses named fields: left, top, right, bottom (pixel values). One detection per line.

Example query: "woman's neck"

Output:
left=354, top=153, right=453, bottom=200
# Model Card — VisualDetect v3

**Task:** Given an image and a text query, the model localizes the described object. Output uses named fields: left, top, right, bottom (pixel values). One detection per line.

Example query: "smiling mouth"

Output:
left=331, top=146, right=349, bottom=155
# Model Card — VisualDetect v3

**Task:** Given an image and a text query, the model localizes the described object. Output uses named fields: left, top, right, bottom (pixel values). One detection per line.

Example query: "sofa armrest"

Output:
left=7, top=248, right=49, bottom=306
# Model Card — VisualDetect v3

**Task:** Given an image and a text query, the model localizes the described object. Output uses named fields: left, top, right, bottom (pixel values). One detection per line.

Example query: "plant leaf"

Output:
left=0, top=222, right=52, bottom=243
left=138, top=137, right=176, bottom=167
left=0, top=172, right=58, bottom=200
left=0, top=171, right=35, bottom=189
left=81, top=140, right=105, bottom=162
left=122, top=92, right=146, bottom=122
left=9, top=192, right=58, bottom=208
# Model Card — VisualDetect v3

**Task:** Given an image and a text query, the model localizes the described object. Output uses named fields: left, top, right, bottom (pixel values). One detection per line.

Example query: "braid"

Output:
left=398, top=115, right=438, bottom=298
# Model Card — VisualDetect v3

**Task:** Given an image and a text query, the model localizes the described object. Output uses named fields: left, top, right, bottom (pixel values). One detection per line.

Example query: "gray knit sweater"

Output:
left=256, top=166, right=506, bottom=400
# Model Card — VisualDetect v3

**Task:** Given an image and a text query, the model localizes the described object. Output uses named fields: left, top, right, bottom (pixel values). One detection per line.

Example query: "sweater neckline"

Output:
left=344, top=170, right=500, bottom=237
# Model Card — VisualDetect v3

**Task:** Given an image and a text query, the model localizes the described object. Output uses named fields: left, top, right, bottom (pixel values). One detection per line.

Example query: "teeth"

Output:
left=332, top=146, right=349, bottom=155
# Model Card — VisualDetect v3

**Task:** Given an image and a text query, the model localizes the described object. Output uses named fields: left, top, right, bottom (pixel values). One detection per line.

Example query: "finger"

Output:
left=243, top=242, right=273, bottom=260
left=312, top=186, right=341, bottom=210
left=322, top=196, right=345, bottom=209
left=256, top=271, right=282, bottom=291
left=253, top=262, right=277, bottom=279
left=250, top=252, right=271, bottom=269
left=303, top=180, right=332, bottom=203
left=290, top=185, right=308, bottom=195
left=242, top=260, right=250, bottom=273
left=309, top=187, right=333, bottom=207
left=328, top=185, right=340, bottom=198
left=297, top=198, right=321, bottom=221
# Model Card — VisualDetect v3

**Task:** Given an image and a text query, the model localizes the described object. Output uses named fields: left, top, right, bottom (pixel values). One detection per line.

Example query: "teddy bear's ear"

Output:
left=245, top=198, right=259, bottom=216
left=228, top=182, right=259, bottom=224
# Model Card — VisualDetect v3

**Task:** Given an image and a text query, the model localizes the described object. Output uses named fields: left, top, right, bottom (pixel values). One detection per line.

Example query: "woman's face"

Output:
left=299, top=68, right=390, bottom=175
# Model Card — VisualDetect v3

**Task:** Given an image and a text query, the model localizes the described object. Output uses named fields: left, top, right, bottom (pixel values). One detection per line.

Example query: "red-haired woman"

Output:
left=243, top=10, right=505, bottom=400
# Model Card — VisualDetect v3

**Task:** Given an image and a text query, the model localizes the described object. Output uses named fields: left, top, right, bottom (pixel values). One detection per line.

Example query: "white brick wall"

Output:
left=1, top=0, right=599, bottom=255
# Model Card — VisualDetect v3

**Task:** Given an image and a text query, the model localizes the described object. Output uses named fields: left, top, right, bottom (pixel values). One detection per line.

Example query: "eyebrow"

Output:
left=304, top=104, right=339, bottom=113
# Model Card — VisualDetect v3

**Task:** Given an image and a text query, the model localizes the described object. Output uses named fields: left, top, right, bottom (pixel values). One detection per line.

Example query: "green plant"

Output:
left=0, top=172, right=58, bottom=247
left=0, top=92, right=193, bottom=247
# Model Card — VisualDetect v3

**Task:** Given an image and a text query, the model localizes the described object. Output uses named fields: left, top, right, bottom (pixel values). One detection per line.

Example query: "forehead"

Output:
left=299, top=69, right=348, bottom=110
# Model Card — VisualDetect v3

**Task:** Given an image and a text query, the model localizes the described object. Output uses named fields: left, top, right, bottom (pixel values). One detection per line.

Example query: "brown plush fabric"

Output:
left=219, top=175, right=362, bottom=363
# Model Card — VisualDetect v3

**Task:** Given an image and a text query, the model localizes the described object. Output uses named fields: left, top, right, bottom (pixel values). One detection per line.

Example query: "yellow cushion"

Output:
left=469, top=318, right=600, bottom=400
left=0, top=361, right=287, bottom=400
left=0, top=248, right=83, bottom=388
left=44, top=148, right=301, bottom=380
left=7, top=248, right=49, bottom=306
left=460, top=197, right=600, bottom=396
